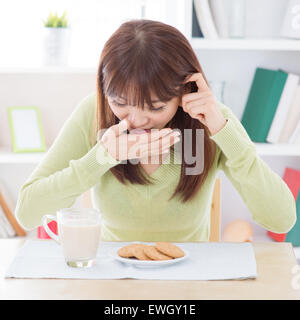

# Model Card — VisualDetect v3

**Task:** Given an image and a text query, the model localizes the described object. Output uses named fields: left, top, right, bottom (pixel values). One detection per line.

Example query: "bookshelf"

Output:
left=184, top=0, right=300, bottom=156
left=185, top=0, right=300, bottom=247
left=190, top=38, right=300, bottom=51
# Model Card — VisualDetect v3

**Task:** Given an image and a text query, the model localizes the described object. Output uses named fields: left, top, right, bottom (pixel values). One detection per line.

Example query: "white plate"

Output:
left=110, top=244, right=189, bottom=268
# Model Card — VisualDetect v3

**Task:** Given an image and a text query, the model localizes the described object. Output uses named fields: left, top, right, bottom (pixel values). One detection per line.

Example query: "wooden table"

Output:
left=0, top=239, right=300, bottom=300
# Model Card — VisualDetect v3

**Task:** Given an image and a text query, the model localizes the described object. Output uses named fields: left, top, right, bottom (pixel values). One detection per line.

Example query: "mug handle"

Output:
left=42, top=215, right=60, bottom=244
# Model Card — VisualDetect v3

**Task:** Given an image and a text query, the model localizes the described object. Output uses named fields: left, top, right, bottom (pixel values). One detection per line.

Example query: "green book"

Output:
left=285, top=190, right=300, bottom=247
left=241, top=68, right=288, bottom=142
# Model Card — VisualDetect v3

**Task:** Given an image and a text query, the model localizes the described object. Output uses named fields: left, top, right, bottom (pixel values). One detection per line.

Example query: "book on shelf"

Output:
left=279, top=84, right=300, bottom=143
left=267, top=167, right=300, bottom=242
left=0, top=203, right=16, bottom=237
left=289, top=120, right=300, bottom=144
left=0, top=180, right=26, bottom=237
left=192, top=0, right=234, bottom=39
left=209, top=0, right=229, bottom=38
left=193, top=0, right=219, bottom=39
left=192, top=0, right=204, bottom=37
left=241, top=67, right=300, bottom=144
left=285, top=190, right=300, bottom=246
left=241, top=68, right=287, bottom=142
left=266, top=71, right=300, bottom=143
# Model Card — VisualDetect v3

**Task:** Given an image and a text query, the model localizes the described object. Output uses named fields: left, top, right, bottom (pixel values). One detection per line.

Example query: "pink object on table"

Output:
left=37, top=221, right=58, bottom=239
left=267, top=167, right=300, bottom=242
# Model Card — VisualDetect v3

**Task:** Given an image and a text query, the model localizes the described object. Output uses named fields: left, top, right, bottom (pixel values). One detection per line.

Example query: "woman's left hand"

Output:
left=180, top=72, right=227, bottom=136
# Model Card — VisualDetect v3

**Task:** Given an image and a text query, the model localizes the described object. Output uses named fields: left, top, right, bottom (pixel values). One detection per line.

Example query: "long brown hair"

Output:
left=93, top=19, right=217, bottom=203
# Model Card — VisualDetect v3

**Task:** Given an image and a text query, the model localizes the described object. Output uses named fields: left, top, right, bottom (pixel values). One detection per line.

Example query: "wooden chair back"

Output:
left=209, top=177, right=221, bottom=242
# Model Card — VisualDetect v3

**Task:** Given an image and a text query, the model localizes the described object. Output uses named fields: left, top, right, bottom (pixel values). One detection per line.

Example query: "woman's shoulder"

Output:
left=69, top=91, right=98, bottom=148
left=73, top=91, right=97, bottom=124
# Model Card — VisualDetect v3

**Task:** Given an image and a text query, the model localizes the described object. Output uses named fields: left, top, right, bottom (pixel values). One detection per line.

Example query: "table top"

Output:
left=1, top=239, right=300, bottom=300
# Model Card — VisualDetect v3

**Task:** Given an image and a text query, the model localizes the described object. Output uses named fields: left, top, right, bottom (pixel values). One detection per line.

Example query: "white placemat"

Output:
left=5, top=240, right=257, bottom=280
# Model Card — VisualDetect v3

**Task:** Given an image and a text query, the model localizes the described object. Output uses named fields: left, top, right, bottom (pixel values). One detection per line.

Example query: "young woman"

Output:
left=15, top=20, right=296, bottom=242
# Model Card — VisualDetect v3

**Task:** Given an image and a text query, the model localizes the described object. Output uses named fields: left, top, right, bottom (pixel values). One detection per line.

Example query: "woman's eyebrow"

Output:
left=119, top=96, right=161, bottom=103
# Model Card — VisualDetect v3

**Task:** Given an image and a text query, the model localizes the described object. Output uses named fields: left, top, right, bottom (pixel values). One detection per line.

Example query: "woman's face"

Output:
left=106, top=94, right=180, bottom=131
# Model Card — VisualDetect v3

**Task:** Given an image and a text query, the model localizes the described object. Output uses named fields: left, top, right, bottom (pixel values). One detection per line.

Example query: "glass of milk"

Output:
left=42, top=208, right=101, bottom=268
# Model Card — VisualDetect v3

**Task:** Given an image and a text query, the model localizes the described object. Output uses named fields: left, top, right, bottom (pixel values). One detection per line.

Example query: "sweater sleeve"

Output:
left=15, top=92, right=121, bottom=230
left=209, top=100, right=297, bottom=234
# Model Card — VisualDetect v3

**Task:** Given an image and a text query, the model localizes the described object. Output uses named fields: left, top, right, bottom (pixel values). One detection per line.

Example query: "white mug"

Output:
left=42, top=208, right=101, bottom=268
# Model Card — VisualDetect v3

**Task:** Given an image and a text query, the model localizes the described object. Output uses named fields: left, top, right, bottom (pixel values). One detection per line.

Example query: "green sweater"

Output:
left=15, top=92, right=297, bottom=241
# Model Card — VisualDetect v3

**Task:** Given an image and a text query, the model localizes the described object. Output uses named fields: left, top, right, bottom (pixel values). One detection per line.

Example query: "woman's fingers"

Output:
left=154, top=134, right=181, bottom=154
left=129, top=128, right=173, bottom=143
left=127, top=128, right=175, bottom=150
left=139, top=131, right=181, bottom=158
left=101, top=118, right=130, bottom=144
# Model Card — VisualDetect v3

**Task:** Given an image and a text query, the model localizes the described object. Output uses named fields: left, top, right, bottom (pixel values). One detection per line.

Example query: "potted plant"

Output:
left=42, top=11, right=71, bottom=66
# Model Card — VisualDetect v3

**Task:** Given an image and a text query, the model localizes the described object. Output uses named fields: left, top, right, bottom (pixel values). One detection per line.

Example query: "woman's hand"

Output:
left=99, top=119, right=181, bottom=162
left=180, top=72, right=227, bottom=136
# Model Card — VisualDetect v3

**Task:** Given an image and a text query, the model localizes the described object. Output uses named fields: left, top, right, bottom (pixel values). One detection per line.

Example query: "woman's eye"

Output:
left=113, top=101, right=126, bottom=107
left=113, top=100, right=165, bottom=111
left=151, top=106, right=165, bottom=112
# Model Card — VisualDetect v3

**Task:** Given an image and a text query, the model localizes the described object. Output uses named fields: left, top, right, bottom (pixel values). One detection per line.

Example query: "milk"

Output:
left=58, top=219, right=101, bottom=261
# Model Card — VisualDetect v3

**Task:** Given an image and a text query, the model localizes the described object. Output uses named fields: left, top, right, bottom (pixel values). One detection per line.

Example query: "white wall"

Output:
left=0, top=73, right=96, bottom=237
left=0, top=73, right=96, bottom=148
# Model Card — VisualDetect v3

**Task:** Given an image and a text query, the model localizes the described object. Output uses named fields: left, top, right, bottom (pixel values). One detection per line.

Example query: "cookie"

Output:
left=143, top=245, right=173, bottom=261
left=117, top=243, right=144, bottom=258
left=118, top=243, right=152, bottom=260
left=117, top=244, right=137, bottom=258
left=155, top=242, right=185, bottom=258
left=132, top=245, right=153, bottom=260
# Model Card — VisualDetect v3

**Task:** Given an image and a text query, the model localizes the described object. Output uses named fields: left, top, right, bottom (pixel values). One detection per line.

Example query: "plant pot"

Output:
left=42, top=27, right=71, bottom=66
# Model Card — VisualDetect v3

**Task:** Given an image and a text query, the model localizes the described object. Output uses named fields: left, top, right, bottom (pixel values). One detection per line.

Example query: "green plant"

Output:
left=43, top=11, right=68, bottom=28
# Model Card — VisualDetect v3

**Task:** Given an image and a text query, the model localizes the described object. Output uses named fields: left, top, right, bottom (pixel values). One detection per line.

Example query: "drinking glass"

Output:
left=42, top=208, right=101, bottom=268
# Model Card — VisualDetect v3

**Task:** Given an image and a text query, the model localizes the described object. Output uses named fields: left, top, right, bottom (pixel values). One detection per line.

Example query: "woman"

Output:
left=15, top=19, right=296, bottom=242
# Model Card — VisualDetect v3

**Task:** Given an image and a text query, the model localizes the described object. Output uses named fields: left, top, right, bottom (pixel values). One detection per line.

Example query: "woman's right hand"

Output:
left=99, top=118, right=181, bottom=162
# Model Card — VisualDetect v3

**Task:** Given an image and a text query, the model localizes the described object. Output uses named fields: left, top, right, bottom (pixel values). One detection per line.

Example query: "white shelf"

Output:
left=0, top=66, right=97, bottom=74
left=0, top=144, right=299, bottom=164
left=0, top=148, right=46, bottom=164
left=190, top=38, right=300, bottom=51
left=254, top=143, right=300, bottom=156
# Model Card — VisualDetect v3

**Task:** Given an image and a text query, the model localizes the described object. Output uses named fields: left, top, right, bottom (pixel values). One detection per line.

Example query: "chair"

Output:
left=81, top=177, right=222, bottom=242
left=209, top=177, right=221, bottom=242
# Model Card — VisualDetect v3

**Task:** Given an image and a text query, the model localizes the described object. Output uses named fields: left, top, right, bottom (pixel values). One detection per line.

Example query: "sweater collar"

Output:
left=141, top=147, right=181, bottom=183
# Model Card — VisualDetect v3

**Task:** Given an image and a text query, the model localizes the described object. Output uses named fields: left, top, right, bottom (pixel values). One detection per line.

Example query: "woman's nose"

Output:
left=127, top=108, right=149, bottom=128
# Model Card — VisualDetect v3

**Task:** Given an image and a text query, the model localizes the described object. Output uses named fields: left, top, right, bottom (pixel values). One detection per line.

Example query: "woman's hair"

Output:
left=93, top=19, right=217, bottom=203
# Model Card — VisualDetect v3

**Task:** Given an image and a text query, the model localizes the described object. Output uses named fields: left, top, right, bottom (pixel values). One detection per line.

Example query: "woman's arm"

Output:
left=209, top=102, right=297, bottom=234
left=15, top=92, right=121, bottom=230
